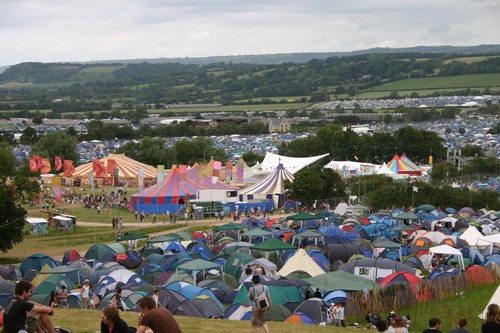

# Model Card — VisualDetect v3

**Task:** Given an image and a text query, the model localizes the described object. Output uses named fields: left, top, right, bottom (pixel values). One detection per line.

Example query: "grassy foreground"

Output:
left=46, top=283, right=496, bottom=333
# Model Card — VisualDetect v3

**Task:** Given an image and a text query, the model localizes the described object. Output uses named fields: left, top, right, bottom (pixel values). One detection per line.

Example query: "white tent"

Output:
left=260, top=152, right=329, bottom=174
left=480, top=284, right=500, bottom=319
left=459, top=226, right=490, bottom=246
left=334, top=202, right=349, bottom=216
left=239, top=163, right=294, bottom=198
left=477, top=233, right=500, bottom=254
left=376, top=162, right=396, bottom=176
left=278, top=249, right=325, bottom=277
left=428, top=244, right=465, bottom=270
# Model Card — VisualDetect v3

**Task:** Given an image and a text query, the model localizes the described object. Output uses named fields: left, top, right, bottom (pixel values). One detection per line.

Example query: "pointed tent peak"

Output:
left=392, top=154, right=400, bottom=160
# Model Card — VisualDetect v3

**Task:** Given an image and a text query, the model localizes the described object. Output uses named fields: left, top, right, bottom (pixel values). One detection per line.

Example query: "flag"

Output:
left=106, top=159, right=118, bottom=177
left=92, top=158, right=106, bottom=177
left=34, top=156, right=43, bottom=171
left=413, top=186, right=419, bottom=192
left=55, top=156, right=63, bottom=172
left=157, top=165, right=165, bottom=184
left=179, top=164, right=187, bottom=186
left=198, top=165, right=205, bottom=185
left=40, top=158, right=51, bottom=174
left=29, top=158, right=39, bottom=172
left=138, top=168, right=144, bottom=195
left=63, top=160, right=75, bottom=177
left=87, top=171, right=94, bottom=190
left=52, top=176, right=63, bottom=204
left=212, top=161, right=221, bottom=184
left=225, top=161, right=233, bottom=184
left=113, top=168, right=119, bottom=192
left=236, top=159, right=244, bottom=183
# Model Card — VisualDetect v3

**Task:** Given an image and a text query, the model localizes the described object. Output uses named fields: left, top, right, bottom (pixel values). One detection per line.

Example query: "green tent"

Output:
left=232, top=282, right=302, bottom=306
left=213, top=222, right=248, bottom=231
left=373, top=240, right=402, bottom=261
left=242, top=229, right=274, bottom=238
left=121, top=233, right=149, bottom=241
left=224, top=252, right=255, bottom=280
left=304, top=270, right=379, bottom=291
left=147, top=235, right=181, bottom=243
left=250, top=238, right=296, bottom=251
left=414, top=204, right=436, bottom=213
left=291, top=229, right=324, bottom=248
left=85, top=243, right=120, bottom=261
left=173, top=230, right=192, bottom=241
left=394, top=213, right=420, bottom=220
left=176, top=259, right=225, bottom=286
left=286, top=212, right=317, bottom=221
left=36, top=266, right=81, bottom=286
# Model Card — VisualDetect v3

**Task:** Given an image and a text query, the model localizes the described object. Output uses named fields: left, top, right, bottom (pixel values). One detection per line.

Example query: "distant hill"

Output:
left=80, top=44, right=500, bottom=65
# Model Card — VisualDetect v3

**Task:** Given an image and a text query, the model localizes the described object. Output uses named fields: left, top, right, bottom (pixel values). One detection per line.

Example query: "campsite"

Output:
left=0, top=151, right=498, bottom=333
left=1, top=188, right=499, bottom=333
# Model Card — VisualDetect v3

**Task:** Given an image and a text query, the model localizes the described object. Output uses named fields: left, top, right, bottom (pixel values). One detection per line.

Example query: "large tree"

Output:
left=0, top=143, right=40, bottom=252
left=31, top=131, right=79, bottom=163
left=285, top=167, right=346, bottom=203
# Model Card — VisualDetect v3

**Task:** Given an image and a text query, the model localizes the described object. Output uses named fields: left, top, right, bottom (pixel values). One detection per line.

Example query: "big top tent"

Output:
left=129, top=164, right=239, bottom=214
left=238, top=163, right=293, bottom=200
left=260, top=152, right=329, bottom=174
left=71, top=154, right=157, bottom=179
left=386, top=154, right=423, bottom=176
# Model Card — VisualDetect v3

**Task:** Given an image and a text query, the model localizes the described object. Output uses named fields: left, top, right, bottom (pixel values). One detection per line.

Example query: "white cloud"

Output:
left=1, top=0, right=499, bottom=65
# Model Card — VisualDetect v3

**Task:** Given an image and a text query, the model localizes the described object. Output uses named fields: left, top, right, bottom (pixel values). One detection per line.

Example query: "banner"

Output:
left=114, top=168, right=119, bottom=194
left=87, top=171, right=94, bottom=191
left=92, top=158, right=106, bottom=177
left=212, top=161, right=221, bottom=184
left=55, top=156, right=63, bottom=172
left=29, top=158, right=39, bottom=172
left=40, top=158, right=51, bottom=174
left=106, top=159, right=118, bottom=177
left=34, top=156, right=43, bottom=171
left=138, top=168, right=144, bottom=195
left=237, top=159, right=244, bottom=183
left=205, top=159, right=214, bottom=180
left=52, top=175, right=63, bottom=204
left=63, top=160, right=75, bottom=177
left=179, top=164, right=187, bottom=187
left=225, top=161, right=233, bottom=184
left=157, top=165, right=165, bottom=184
left=198, top=165, right=205, bottom=185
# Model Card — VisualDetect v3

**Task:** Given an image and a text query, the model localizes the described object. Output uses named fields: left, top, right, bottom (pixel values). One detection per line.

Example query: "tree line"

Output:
left=1, top=52, right=499, bottom=111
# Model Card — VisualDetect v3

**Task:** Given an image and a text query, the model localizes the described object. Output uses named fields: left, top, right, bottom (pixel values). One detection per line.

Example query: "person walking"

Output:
left=248, top=274, right=271, bottom=333
left=3, top=280, right=57, bottom=333
left=137, top=296, right=182, bottom=333
left=81, top=279, right=91, bottom=309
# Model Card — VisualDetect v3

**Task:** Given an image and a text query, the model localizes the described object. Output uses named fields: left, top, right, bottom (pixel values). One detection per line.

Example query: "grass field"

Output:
left=36, top=283, right=497, bottom=333
left=366, top=73, right=500, bottom=92
left=444, top=56, right=500, bottom=64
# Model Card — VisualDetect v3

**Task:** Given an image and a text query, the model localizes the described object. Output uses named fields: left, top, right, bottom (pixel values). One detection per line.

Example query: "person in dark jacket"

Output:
left=482, top=303, right=500, bottom=333
left=101, top=305, right=131, bottom=333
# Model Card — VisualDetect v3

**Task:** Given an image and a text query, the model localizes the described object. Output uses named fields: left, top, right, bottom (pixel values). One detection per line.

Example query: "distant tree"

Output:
left=458, top=127, right=466, bottom=135
left=66, top=126, right=78, bottom=137
left=461, top=144, right=484, bottom=157
left=285, top=167, right=346, bottom=202
left=241, top=152, right=264, bottom=167
left=31, top=132, right=78, bottom=163
left=20, top=126, right=38, bottom=145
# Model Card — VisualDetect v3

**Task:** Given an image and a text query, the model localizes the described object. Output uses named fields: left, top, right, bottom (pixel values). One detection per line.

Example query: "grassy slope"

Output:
left=43, top=283, right=497, bottom=333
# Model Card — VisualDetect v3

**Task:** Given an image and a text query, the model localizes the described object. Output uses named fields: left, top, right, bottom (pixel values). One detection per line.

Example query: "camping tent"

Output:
left=71, top=153, right=157, bottom=180
left=278, top=249, right=325, bottom=278
left=428, top=244, right=465, bottom=270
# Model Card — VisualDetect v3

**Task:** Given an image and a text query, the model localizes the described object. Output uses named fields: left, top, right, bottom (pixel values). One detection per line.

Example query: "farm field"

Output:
left=367, top=73, right=500, bottom=92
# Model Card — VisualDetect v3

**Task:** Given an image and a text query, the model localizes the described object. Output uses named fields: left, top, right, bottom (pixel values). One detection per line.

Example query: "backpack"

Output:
left=251, top=285, right=268, bottom=309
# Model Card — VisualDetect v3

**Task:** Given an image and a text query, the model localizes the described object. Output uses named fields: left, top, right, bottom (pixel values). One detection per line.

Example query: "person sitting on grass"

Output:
left=101, top=305, right=131, bottom=333
left=449, top=318, right=471, bottom=333
left=3, top=280, right=57, bottom=333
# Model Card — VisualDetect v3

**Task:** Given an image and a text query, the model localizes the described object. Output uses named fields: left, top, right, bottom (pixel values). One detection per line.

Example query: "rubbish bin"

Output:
left=194, top=207, right=204, bottom=220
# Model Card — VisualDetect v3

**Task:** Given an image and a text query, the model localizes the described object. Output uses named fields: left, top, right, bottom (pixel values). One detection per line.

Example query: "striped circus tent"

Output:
left=71, top=154, right=157, bottom=179
left=239, top=163, right=294, bottom=200
left=129, top=164, right=238, bottom=213
left=387, top=154, right=422, bottom=176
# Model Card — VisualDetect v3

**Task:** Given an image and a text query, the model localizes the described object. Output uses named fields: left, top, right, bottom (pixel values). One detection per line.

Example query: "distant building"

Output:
left=269, top=118, right=291, bottom=133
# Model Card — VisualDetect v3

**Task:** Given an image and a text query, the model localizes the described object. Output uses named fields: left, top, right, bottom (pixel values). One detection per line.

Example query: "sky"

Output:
left=1, top=0, right=500, bottom=66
